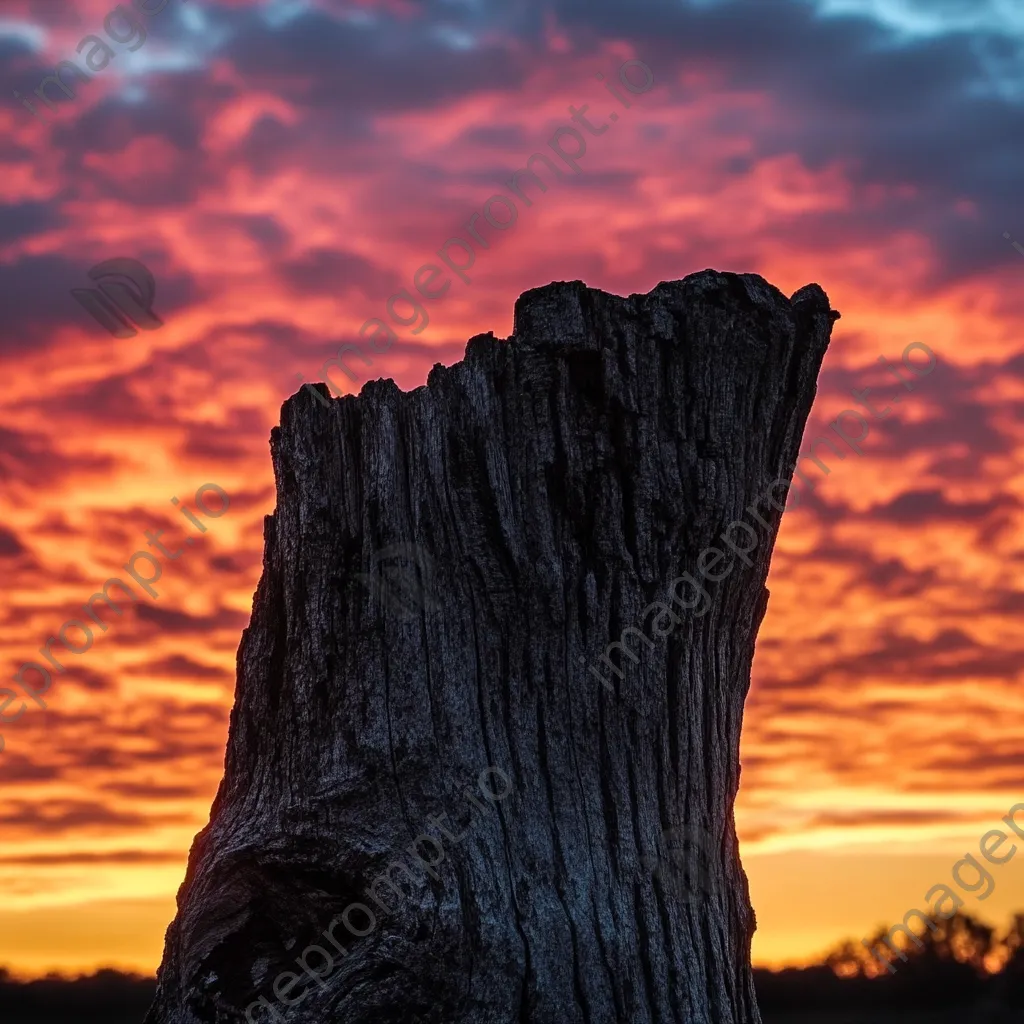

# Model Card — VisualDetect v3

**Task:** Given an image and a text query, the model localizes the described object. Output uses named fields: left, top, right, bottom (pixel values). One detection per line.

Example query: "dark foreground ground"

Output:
left=1, top=967, right=1021, bottom=1023
left=765, top=1017, right=996, bottom=1023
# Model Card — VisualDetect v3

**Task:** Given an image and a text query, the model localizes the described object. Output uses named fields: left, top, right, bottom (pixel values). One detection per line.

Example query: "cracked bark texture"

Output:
left=145, top=270, right=837, bottom=1024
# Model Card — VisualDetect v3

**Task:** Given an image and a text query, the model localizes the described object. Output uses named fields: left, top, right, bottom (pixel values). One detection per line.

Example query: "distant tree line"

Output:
left=757, top=910, right=1024, bottom=1023
left=0, top=967, right=156, bottom=1023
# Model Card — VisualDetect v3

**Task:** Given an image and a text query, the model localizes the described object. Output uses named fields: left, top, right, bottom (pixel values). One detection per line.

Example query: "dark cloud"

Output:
left=0, top=526, right=26, bottom=558
left=100, top=780, right=208, bottom=799
left=760, top=627, right=1024, bottom=691
left=863, top=489, right=1019, bottom=524
left=278, top=247, right=400, bottom=298
left=980, top=589, right=1024, bottom=615
left=0, top=755, right=63, bottom=783
left=460, top=124, right=531, bottom=148
left=56, top=371, right=181, bottom=429
left=810, top=808, right=976, bottom=829
left=0, top=425, right=117, bottom=485
left=62, top=666, right=118, bottom=694
left=855, top=557, right=940, bottom=599
left=234, top=112, right=308, bottom=178
left=0, top=201, right=59, bottom=246
left=0, top=800, right=190, bottom=834
left=238, top=214, right=291, bottom=256
left=139, top=654, right=230, bottom=680
left=208, top=551, right=262, bottom=574
left=226, top=5, right=526, bottom=114
left=128, top=738, right=225, bottom=764
left=135, top=604, right=249, bottom=635
left=921, top=743, right=1024, bottom=780
left=0, top=849, right=179, bottom=865
left=178, top=430, right=262, bottom=464
left=0, top=254, right=111, bottom=355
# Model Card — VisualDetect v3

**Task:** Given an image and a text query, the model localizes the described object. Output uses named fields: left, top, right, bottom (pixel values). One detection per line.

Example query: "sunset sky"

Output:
left=1, top=0, right=1023, bottom=980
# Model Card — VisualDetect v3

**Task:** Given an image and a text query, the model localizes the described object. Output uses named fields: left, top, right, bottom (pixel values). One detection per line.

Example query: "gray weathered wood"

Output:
left=144, top=271, right=837, bottom=1024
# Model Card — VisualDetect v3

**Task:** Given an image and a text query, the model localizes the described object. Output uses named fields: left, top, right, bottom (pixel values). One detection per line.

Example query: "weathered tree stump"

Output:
left=145, top=271, right=836, bottom=1024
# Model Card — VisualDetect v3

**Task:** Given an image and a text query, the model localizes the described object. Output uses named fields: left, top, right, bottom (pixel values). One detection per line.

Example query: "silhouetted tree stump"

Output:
left=145, top=272, right=837, bottom=1024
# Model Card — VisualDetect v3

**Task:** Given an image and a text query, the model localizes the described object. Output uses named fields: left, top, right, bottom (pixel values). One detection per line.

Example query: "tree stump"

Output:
left=144, top=271, right=837, bottom=1024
